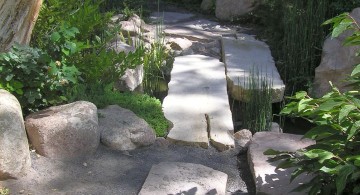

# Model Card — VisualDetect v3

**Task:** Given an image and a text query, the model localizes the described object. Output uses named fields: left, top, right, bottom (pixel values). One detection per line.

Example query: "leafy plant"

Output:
left=240, top=68, right=273, bottom=133
left=142, top=13, right=174, bottom=97
left=0, top=187, right=9, bottom=195
left=264, top=12, right=360, bottom=195
left=0, top=44, right=79, bottom=112
left=67, top=83, right=169, bottom=136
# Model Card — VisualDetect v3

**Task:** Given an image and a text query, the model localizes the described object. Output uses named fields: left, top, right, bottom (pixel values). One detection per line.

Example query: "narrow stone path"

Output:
left=163, top=55, right=234, bottom=151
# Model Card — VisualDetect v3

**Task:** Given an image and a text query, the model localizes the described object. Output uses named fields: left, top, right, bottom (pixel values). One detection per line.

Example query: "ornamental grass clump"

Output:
left=240, top=67, right=273, bottom=134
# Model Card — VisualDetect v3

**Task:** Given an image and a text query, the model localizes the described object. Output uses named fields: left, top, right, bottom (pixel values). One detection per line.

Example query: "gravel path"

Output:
left=1, top=144, right=254, bottom=195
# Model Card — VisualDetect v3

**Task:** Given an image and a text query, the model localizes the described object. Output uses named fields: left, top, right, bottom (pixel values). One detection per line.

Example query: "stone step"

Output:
left=221, top=34, right=285, bottom=103
left=248, top=132, right=315, bottom=194
left=163, top=55, right=234, bottom=151
left=138, top=162, right=228, bottom=195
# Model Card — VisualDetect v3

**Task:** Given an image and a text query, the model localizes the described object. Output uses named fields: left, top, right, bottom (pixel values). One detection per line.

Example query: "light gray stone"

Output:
left=165, top=26, right=220, bottom=43
left=270, top=122, right=282, bottom=133
left=108, top=39, right=135, bottom=54
left=114, top=64, right=144, bottom=92
left=0, top=90, right=31, bottom=179
left=163, top=55, right=234, bottom=150
left=201, top=0, right=215, bottom=12
left=119, top=14, right=149, bottom=36
left=248, top=132, right=315, bottom=194
left=99, top=105, right=156, bottom=151
left=150, top=12, right=195, bottom=24
left=25, top=101, right=99, bottom=160
left=222, top=34, right=285, bottom=103
left=139, top=162, right=228, bottom=195
left=234, top=129, right=252, bottom=148
left=215, top=0, right=259, bottom=21
left=313, top=8, right=360, bottom=97
left=167, top=37, right=192, bottom=51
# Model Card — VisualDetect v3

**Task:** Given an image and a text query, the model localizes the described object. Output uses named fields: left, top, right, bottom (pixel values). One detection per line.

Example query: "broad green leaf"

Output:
left=351, top=64, right=360, bottom=76
left=316, top=100, right=342, bottom=111
left=332, top=18, right=353, bottom=38
left=347, top=121, right=360, bottom=140
left=355, top=160, right=360, bottom=167
left=295, top=91, right=307, bottom=99
left=298, top=99, right=312, bottom=112
left=276, top=160, right=294, bottom=169
left=304, top=149, right=335, bottom=163
left=336, top=164, right=355, bottom=195
left=51, top=32, right=61, bottom=42
left=303, top=125, right=338, bottom=140
left=339, top=105, right=356, bottom=122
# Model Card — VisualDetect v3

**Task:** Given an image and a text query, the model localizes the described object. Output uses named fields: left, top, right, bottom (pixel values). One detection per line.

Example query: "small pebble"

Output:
left=83, top=162, right=88, bottom=167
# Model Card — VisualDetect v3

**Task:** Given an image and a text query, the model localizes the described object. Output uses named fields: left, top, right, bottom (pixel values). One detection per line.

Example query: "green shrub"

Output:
left=0, top=44, right=79, bottom=112
left=67, top=83, right=169, bottom=137
left=264, top=13, right=360, bottom=195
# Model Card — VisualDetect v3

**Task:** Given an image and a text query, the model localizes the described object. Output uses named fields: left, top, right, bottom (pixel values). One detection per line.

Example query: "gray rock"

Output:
left=234, top=129, right=252, bottom=148
left=248, top=132, right=315, bottom=194
left=0, top=90, right=31, bottom=179
left=201, top=0, right=215, bottom=12
left=153, top=137, right=170, bottom=148
left=167, top=37, right=192, bottom=51
left=270, top=122, right=282, bottom=133
left=25, top=101, right=99, bottom=160
left=215, top=0, right=260, bottom=21
left=99, top=105, right=156, bottom=151
left=313, top=8, right=360, bottom=97
left=139, top=162, right=228, bottom=195
left=114, top=64, right=144, bottom=92
left=108, top=39, right=135, bottom=54
left=119, top=14, right=149, bottom=36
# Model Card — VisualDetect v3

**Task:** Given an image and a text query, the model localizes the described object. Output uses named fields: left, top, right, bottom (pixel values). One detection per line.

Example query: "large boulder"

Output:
left=215, top=0, right=259, bottom=21
left=0, top=90, right=31, bottom=180
left=99, top=105, right=156, bottom=151
left=25, top=101, right=99, bottom=160
left=313, top=8, right=360, bottom=97
left=201, top=0, right=215, bottom=13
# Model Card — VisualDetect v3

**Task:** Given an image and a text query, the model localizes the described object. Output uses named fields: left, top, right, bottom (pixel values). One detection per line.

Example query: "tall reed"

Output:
left=240, top=68, right=273, bottom=134
left=256, top=0, right=328, bottom=95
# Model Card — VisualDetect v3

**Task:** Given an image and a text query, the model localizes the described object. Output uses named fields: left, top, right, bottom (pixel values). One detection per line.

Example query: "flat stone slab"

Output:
left=248, top=132, right=315, bottom=194
left=163, top=55, right=234, bottom=150
left=222, top=34, right=285, bottom=103
left=138, top=162, right=228, bottom=195
left=165, top=26, right=221, bottom=43
left=150, top=12, right=195, bottom=24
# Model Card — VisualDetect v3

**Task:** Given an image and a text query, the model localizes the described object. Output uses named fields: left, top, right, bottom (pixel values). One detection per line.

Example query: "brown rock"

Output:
left=25, top=101, right=99, bottom=160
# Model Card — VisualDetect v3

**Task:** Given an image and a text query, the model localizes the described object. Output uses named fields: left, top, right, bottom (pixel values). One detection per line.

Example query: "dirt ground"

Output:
left=1, top=144, right=254, bottom=195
